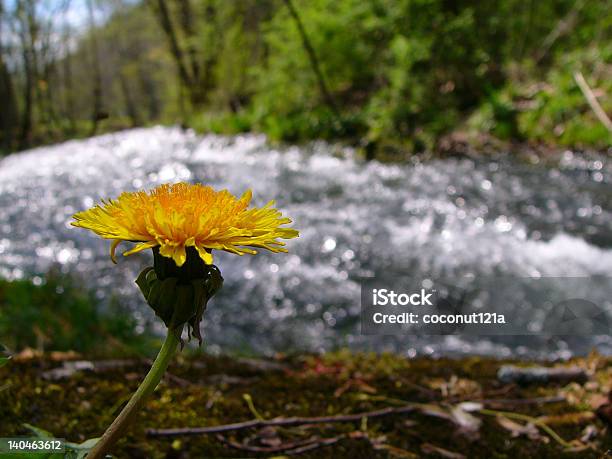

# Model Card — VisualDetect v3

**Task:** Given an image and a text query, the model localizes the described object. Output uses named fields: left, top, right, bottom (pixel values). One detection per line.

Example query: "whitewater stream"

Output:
left=0, top=127, right=610, bottom=358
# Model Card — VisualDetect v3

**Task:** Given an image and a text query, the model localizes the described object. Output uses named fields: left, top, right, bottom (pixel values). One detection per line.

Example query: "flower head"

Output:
left=72, top=183, right=299, bottom=267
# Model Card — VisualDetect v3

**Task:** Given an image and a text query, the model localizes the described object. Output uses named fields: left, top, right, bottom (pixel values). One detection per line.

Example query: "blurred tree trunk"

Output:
left=149, top=0, right=193, bottom=96
left=15, top=0, right=38, bottom=150
left=0, top=2, right=19, bottom=151
left=178, top=0, right=200, bottom=85
left=18, top=48, right=34, bottom=149
left=534, top=0, right=586, bottom=64
left=199, top=0, right=217, bottom=105
left=282, top=0, right=338, bottom=116
left=87, top=0, right=104, bottom=136
left=119, top=72, right=140, bottom=127
left=138, top=68, right=161, bottom=120
left=39, top=33, right=60, bottom=138
left=0, top=57, right=18, bottom=152
left=61, top=35, right=77, bottom=135
left=110, top=0, right=142, bottom=127
left=149, top=0, right=217, bottom=110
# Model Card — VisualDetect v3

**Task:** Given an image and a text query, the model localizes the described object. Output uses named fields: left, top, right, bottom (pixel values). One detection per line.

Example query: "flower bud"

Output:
left=135, top=247, right=223, bottom=345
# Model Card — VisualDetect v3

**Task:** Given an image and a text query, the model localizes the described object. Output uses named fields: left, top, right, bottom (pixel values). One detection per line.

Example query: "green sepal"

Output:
left=156, top=277, right=178, bottom=324
left=135, top=267, right=155, bottom=298
left=169, top=285, right=195, bottom=342
left=147, top=279, right=163, bottom=307
left=135, top=257, right=223, bottom=347
left=189, top=281, right=207, bottom=344
left=203, top=265, right=224, bottom=297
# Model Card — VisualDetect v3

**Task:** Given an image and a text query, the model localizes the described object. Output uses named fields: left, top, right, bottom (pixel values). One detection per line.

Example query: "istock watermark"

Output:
left=361, top=277, right=611, bottom=335
left=372, top=288, right=434, bottom=306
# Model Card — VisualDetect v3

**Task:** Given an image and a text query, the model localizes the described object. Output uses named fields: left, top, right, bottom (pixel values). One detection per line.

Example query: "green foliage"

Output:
left=468, top=42, right=612, bottom=148
left=20, top=424, right=98, bottom=459
left=211, top=0, right=611, bottom=151
left=0, top=341, right=9, bottom=364
left=2, top=0, right=610, bottom=154
left=0, top=271, right=155, bottom=355
left=516, top=45, right=612, bottom=148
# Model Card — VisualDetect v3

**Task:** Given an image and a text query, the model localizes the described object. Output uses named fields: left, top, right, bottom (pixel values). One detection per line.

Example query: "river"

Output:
left=0, top=127, right=610, bottom=358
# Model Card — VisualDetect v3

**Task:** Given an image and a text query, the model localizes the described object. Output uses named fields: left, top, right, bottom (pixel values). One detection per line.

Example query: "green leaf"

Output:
left=19, top=425, right=99, bottom=459
left=64, top=438, right=100, bottom=459
left=11, top=453, right=61, bottom=459
left=22, top=423, right=54, bottom=439
left=13, top=425, right=65, bottom=458
left=0, top=343, right=11, bottom=368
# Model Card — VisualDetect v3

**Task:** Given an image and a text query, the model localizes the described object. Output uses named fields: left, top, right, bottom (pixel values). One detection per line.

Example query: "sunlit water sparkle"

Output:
left=0, top=127, right=610, bottom=358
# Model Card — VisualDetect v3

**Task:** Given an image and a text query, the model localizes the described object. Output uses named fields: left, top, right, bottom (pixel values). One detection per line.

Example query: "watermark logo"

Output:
left=543, top=298, right=610, bottom=335
left=361, top=277, right=611, bottom=336
left=372, top=288, right=434, bottom=306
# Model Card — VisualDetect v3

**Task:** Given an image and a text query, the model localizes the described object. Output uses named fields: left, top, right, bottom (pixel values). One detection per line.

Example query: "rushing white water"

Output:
left=0, top=127, right=610, bottom=357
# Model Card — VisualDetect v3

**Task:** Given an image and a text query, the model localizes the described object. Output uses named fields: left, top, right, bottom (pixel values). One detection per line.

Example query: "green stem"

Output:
left=87, top=329, right=180, bottom=459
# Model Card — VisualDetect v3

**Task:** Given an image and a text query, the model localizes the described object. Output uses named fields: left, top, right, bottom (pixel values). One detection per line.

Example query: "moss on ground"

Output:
left=0, top=351, right=610, bottom=458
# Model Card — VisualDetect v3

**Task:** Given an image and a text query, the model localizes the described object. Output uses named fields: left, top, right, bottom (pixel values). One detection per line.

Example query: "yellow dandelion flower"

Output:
left=71, top=182, right=299, bottom=267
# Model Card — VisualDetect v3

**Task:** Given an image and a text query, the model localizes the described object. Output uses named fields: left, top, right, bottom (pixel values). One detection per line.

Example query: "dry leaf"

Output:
left=456, top=401, right=483, bottom=412
left=49, top=350, right=80, bottom=361
left=537, top=411, right=595, bottom=426
left=375, top=443, right=419, bottom=458
left=426, top=376, right=482, bottom=399
left=587, top=393, right=609, bottom=410
left=14, top=348, right=42, bottom=361
left=416, top=403, right=481, bottom=439
left=580, top=425, right=598, bottom=443
left=496, top=415, right=545, bottom=442
left=421, top=442, right=466, bottom=459
left=334, top=378, right=377, bottom=397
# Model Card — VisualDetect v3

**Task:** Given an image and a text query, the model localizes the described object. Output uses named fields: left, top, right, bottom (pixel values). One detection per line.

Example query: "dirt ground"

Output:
left=1, top=350, right=611, bottom=458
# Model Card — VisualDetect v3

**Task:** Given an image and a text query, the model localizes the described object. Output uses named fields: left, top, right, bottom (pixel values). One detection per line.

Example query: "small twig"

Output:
left=479, top=408, right=573, bottom=449
left=394, top=379, right=440, bottom=399
left=352, top=392, right=562, bottom=409
left=215, top=433, right=342, bottom=454
left=282, top=0, right=339, bottom=116
left=498, top=365, right=588, bottom=385
left=482, top=384, right=517, bottom=398
left=283, top=435, right=344, bottom=455
left=475, top=396, right=565, bottom=406
left=535, top=0, right=585, bottom=63
left=146, top=404, right=417, bottom=437
left=574, top=71, right=612, bottom=134
left=163, top=371, right=192, bottom=387
left=354, top=394, right=411, bottom=406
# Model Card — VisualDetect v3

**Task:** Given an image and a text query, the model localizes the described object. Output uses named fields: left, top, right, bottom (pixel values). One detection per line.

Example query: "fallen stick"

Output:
left=535, top=0, right=585, bottom=63
left=497, top=365, right=588, bottom=385
left=214, top=433, right=344, bottom=454
left=42, top=359, right=191, bottom=387
left=146, top=395, right=569, bottom=438
left=146, top=404, right=417, bottom=437
left=281, top=435, right=344, bottom=455
left=574, top=71, right=612, bottom=133
left=475, top=395, right=565, bottom=406
left=479, top=408, right=573, bottom=449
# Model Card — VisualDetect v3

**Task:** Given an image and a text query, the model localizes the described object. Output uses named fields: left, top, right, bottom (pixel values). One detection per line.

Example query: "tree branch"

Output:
left=146, top=404, right=417, bottom=437
left=574, top=71, right=612, bottom=134
left=282, top=0, right=339, bottom=116
left=148, top=0, right=192, bottom=90
left=214, top=433, right=344, bottom=454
